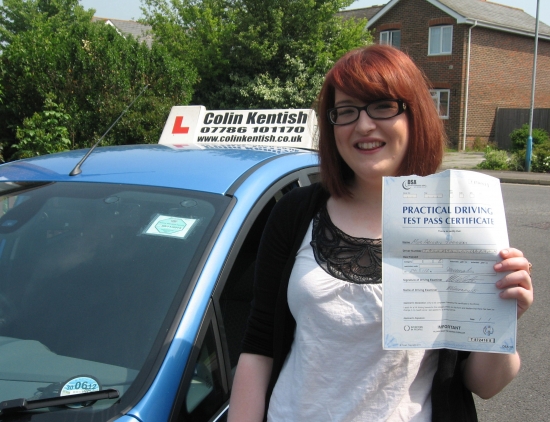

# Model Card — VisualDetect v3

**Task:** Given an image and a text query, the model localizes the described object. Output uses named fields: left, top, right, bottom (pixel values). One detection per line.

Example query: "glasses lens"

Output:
left=330, top=107, right=358, bottom=125
left=367, top=100, right=400, bottom=119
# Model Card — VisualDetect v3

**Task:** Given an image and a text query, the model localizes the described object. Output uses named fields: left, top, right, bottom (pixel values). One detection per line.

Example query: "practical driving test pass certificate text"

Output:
left=382, top=170, right=516, bottom=354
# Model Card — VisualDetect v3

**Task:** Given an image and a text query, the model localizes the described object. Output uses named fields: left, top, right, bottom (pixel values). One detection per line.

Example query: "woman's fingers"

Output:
left=494, top=248, right=533, bottom=319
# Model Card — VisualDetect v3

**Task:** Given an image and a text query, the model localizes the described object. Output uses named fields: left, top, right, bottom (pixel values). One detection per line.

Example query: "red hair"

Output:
left=317, top=45, right=446, bottom=197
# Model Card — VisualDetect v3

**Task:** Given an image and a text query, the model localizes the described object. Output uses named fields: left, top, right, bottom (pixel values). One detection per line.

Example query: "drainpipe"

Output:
left=526, top=0, right=540, bottom=172
left=462, top=20, right=477, bottom=151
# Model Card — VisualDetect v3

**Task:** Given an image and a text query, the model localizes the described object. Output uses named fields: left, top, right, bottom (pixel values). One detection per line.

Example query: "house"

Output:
left=351, top=0, right=550, bottom=149
left=92, top=17, right=153, bottom=48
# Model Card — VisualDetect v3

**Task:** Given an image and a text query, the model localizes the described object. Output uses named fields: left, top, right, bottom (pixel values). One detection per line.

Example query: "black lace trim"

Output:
left=311, top=205, right=382, bottom=284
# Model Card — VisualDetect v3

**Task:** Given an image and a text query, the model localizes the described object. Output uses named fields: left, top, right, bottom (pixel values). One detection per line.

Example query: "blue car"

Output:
left=0, top=144, right=319, bottom=421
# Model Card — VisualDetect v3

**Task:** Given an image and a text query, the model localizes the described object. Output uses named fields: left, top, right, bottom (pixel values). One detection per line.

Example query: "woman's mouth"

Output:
left=355, top=141, right=385, bottom=151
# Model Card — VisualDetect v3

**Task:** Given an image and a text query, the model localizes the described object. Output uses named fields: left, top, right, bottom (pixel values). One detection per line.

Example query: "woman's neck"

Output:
left=348, top=177, right=383, bottom=207
left=327, top=179, right=384, bottom=239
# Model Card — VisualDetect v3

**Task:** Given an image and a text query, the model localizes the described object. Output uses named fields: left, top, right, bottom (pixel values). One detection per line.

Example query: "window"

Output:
left=430, top=89, right=450, bottom=119
left=183, top=322, right=226, bottom=421
left=429, top=25, right=452, bottom=55
left=0, top=181, right=230, bottom=418
left=380, top=30, right=401, bottom=48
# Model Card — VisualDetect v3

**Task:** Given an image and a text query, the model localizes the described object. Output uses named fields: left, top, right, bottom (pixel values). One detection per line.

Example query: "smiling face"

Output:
left=318, top=45, right=445, bottom=198
left=332, top=89, right=410, bottom=187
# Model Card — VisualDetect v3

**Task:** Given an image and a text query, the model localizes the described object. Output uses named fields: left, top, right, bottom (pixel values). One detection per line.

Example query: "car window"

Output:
left=0, top=181, right=230, bottom=420
left=183, top=322, right=226, bottom=421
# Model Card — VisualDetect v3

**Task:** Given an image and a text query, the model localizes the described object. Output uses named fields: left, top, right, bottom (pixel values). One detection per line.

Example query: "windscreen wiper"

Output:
left=0, top=389, right=119, bottom=414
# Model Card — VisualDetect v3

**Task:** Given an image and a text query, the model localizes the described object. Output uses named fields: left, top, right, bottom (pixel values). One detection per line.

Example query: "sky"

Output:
left=80, top=0, right=549, bottom=26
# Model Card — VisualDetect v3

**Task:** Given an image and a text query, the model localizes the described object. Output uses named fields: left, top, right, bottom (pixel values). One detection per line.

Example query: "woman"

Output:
left=228, top=45, right=533, bottom=421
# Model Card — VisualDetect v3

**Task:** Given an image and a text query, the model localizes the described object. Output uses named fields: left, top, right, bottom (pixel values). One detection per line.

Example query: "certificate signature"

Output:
left=382, top=170, right=516, bottom=354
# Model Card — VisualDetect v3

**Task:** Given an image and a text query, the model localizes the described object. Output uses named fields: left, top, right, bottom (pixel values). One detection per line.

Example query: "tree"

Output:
left=0, top=0, right=198, bottom=161
left=0, top=0, right=90, bottom=45
left=509, top=123, right=550, bottom=152
left=13, top=93, right=71, bottom=158
left=143, top=0, right=371, bottom=109
left=509, top=124, right=550, bottom=172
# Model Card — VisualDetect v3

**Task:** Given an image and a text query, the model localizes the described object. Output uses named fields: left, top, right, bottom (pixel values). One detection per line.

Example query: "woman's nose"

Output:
left=355, top=109, right=376, bottom=132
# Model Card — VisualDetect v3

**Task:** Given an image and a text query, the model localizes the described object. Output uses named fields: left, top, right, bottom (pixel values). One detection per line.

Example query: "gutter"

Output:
left=462, top=20, right=477, bottom=151
left=462, top=19, right=550, bottom=41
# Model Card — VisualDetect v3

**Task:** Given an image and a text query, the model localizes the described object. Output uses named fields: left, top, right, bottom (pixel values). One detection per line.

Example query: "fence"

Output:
left=495, top=108, right=550, bottom=150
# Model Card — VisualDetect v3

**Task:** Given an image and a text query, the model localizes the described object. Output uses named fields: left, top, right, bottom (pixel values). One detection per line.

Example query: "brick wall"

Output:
left=372, top=0, right=465, bottom=146
left=370, top=0, right=550, bottom=148
left=467, top=27, right=550, bottom=146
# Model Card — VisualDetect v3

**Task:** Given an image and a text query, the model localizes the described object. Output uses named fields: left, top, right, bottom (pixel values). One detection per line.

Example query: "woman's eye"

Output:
left=373, top=102, right=396, bottom=110
left=338, top=108, right=355, bottom=116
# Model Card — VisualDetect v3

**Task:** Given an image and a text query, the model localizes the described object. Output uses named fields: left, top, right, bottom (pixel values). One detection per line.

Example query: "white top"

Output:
left=267, top=222, right=437, bottom=422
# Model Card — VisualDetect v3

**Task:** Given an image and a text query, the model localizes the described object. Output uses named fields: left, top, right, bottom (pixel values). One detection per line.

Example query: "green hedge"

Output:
left=476, top=125, right=550, bottom=172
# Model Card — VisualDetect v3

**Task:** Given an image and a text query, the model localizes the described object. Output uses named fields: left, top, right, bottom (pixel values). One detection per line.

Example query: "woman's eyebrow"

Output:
left=334, top=99, right=362, bottom=107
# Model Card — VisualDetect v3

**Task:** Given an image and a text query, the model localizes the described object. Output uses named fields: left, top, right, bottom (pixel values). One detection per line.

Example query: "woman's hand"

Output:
left=494, top=248, right=533, bottom=319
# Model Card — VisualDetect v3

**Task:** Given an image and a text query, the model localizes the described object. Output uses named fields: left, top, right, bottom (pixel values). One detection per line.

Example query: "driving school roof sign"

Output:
left=159, top=105, right=317, bottom=149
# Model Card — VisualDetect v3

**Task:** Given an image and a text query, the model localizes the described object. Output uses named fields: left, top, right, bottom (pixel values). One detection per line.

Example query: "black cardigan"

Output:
left=241, top=183, right=477, bottom=422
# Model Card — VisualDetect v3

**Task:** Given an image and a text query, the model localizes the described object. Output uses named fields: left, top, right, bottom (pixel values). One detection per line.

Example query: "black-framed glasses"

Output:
left=327, top=99, right=407, bottom=125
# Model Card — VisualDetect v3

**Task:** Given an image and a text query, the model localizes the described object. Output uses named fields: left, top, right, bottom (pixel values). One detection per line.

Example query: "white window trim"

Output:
left=428, top=25, right=453, bottom=55
left=430, top=89, right=450, bottom=119
left=380, top=29, right=400, bottom=47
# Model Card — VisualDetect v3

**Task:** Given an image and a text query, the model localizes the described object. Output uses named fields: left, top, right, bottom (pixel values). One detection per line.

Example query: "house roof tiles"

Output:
left=92, top=17, right=153, bottom=47
left=437, top=0, right=550, bottom=36
left=338, top=5, right=385, bottom=21
left=367, top=0, right=550, bottom=38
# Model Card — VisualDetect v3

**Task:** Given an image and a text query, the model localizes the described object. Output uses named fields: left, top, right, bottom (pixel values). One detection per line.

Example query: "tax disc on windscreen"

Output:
left=60, top=376, right=101, bottom=408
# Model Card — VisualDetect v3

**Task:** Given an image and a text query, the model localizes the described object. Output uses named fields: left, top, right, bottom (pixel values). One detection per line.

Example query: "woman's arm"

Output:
left=463, top=350, right=520, bottom=399
left=228, top=353, right=273, bottom=422
left=463, top=248, right=533, bottom=399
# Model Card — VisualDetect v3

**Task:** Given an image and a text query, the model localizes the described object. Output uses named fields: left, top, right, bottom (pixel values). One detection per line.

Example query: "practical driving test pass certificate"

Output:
left=382, top=170, right=516, bottom=354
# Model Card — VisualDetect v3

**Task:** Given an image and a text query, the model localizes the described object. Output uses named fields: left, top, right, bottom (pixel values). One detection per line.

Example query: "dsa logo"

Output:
left=402, top=179, right=417, bottom=190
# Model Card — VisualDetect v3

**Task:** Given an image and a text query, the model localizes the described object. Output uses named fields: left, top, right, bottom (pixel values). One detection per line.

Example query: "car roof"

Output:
left=0, top=144, right=318, bottom=195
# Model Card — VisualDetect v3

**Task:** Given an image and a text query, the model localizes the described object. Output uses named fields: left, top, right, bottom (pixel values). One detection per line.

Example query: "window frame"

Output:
left=428, top=25, right=453, bottom=55
left=380, top=29, right=401, bottom=48
left=430, top=89, right=451, bottom=119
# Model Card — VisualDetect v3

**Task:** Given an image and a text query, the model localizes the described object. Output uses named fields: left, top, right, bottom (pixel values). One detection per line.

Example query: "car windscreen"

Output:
left=0, top=181, right=230, bottom=420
